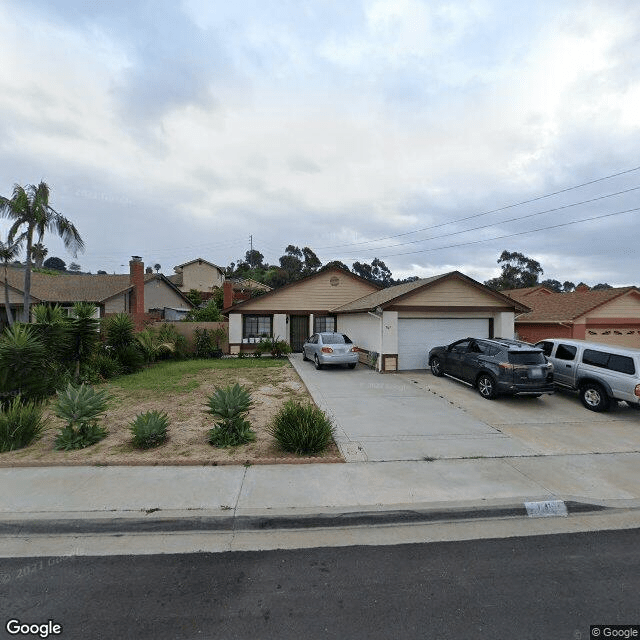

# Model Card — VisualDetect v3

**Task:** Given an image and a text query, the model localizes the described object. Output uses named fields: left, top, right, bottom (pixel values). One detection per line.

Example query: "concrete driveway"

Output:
left=289, top=355, right=640, bottom=463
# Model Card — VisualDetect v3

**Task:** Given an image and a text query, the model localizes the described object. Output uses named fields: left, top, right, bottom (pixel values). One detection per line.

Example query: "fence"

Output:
left=150, top=321, right=229, bottom=354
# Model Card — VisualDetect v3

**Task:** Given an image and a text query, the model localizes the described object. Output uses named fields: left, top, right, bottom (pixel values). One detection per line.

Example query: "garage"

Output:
left=398, top=318, right=491, bottom=370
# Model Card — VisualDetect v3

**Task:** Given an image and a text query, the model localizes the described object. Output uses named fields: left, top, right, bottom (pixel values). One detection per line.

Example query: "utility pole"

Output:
left=249, top=234, right=253, bottom=254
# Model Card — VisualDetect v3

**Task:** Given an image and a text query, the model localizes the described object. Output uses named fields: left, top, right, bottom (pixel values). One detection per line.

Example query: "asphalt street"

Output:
left=2, top=528, right=639, bottom=640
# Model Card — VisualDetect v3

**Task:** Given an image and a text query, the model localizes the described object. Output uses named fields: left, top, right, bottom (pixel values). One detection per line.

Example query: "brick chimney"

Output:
left=223, top=281, right=234, bottom=309
left=129, top=256, right=145, bottom=315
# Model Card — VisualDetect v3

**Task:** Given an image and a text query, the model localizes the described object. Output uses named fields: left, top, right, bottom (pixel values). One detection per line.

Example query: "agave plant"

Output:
left=205, top=383, right=255, bottom=447
left=53, top=383, right=110, bottom=450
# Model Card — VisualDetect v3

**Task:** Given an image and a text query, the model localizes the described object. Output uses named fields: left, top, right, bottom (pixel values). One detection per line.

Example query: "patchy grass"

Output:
left=0, top=358, right=342, bottom=466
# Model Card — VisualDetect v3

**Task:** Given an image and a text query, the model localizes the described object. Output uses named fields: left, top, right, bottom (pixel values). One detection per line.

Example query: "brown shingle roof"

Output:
left=332, top=271, right=529, bottom=313
left=507, top=287, right=640, bottom=322
left=5, top=267, right=132, bottom=303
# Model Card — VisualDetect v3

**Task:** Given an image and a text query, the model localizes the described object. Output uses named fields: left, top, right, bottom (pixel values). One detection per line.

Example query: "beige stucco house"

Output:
left=226, top=268, right=527, bottom=371
left=169, top=258, right=225, bottom=296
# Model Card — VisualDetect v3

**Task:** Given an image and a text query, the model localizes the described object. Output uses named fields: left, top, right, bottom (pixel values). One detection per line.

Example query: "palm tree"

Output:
left=0, top=182, right=84, bottom=322
left=30, top=242, right=48, bottom=268
left=0, top=234, right=25, bottom=327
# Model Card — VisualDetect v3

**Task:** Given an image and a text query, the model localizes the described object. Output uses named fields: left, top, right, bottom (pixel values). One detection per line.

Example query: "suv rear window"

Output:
left=507, top=351, right=546, bottom=365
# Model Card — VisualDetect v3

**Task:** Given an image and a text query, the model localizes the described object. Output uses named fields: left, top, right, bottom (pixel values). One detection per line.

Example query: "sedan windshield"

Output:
left=508, top=351, right=546, bottom=365
left=321, top=334, right=352, bottom=345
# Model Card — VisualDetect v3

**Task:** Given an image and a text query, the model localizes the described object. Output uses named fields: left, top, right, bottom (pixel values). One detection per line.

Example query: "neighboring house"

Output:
left=225, top=268, right=527, bottom=371
left=169, top=258, right=225, bottom=298
left=504, top=285, right=640, bottom=349
left=1, top=257, right=193, bottom=329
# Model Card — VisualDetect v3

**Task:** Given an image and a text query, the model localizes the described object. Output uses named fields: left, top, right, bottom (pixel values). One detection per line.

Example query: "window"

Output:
left=321, top=333, right=352, bottom=345
left=556, top=344, right=577, bottom=361
left=508, top=351, right=546, bottom=365
left=314, top=316, right=336, bottom=332
left=609, top=354, right=635, bottom=375
left=450, top=340, right=471, bottom=353
left=582, top=349, right=609, bottom=369
left=243, top=315, right=272, bottom=338
left=537, top=341, right=553, bottom=357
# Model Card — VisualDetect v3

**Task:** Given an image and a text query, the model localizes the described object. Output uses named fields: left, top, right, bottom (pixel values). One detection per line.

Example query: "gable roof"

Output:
left=224, top=267, right=381, bottom=313
left=174, top=258, right=224, bottom=271
left=333, top=271, right=529, bottom=313
left=142, top=273, right=195, bottom=307
left=508, top=286, right=640, bottom=322
left=501, top=286, right=554, bottom=301
left=3, top=267, right=194, bottom=307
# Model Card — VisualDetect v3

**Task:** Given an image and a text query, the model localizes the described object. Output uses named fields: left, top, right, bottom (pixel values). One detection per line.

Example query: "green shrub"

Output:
left=157, top=324, right=188, bottom=360
left=103, top=313, right=135, bottom=350
left=53, top=383, right=110, bottom=451
left=184, top=300, right=222, bottom=322
left=69, top=302, right=100, bottom=378
left=115, top=343, right=145, bottom=374
left=194, top=328, right=214, bottom=358
left=206, top=383, right=255, bottom=447
left=130, top=410, right=169, bottom=449
left=269, top=401, right=335, bottom=455
left=91, top=352, right=123, bottom=379
left=0, top=397, right=48, bottom=453
left=0, top=324, right=51, bottom=406
left=136, top=328, right=174, bottom=363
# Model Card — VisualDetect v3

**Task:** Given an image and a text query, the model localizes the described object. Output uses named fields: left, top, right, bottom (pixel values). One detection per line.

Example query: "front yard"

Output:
left=0, top=358, right=343, bottom=466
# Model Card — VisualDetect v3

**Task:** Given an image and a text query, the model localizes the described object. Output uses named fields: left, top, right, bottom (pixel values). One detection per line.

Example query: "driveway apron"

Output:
left=289, top=355, right=535, bottom=462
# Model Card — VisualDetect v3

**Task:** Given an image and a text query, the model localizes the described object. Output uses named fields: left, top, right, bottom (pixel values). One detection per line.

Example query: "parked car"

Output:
left=302, top=332, right=359, bottom=370
left=535, top=338, right=640, bottom=412
left=428, top=337, right=554, bottom=399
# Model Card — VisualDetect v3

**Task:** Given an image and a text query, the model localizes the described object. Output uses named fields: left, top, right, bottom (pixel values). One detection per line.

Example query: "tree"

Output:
left=0, top=233, right=25, bottom=327
left=592, top=283, right=612, bottom=290
left=245, top=249, right=265, bottom=270
left=562, top=281, right=575, bottom=292
left=484, top=250, right=543, bottom=290
left=0, top=182, right=84, bottom=321
left=154, top=263, right=161, bottom=273
left=322, top=260, right=351, bottom=272
left=43, top=257, right=66, bottom=271
left=68, top=262, right=81, bottom=272
left=301, top=247, right=322, bottom=276
left=540, top=279, right=563, bottom=292
left=352, top=258, right=395, bottom=287
left=30, top=242, right=48, bottom=268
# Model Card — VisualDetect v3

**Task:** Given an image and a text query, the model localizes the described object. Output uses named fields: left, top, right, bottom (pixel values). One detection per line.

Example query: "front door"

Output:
left=290, top=315, right=309, bottom=352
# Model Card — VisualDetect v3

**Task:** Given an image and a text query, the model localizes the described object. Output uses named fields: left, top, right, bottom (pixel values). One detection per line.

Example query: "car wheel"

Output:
left=580, top=382, right=610, bottom=412
left=314, top=354, right=323, bottom=370
left=477, top=374, right=497, bottom=400
left=430, top=357, right=444, bottom=377
left=347, top=363, right=356, bottom=369
left=302, top=349, right=309, bottom=362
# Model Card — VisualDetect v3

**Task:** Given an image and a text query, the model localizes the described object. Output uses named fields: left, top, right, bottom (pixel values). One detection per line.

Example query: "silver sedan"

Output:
left=302, top=332, right=359, bottom=370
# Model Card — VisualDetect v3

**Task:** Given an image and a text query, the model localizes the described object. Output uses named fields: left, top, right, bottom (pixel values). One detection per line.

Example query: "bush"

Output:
left=130, top=410, right=169, bottom=449
left=115, top=343, right=145, bottom=374
left=136, top=328, right=174, bottom=363
left=194, top=328, right=214, bottom=358
left=0, top=397, right=48, bottom=453
left=206, top=383, right=255, bottom=447
left=269, top=401, right=335, bottom=455
left=91, top=352, right=123, bottom=380
left=103, top=314, right=144, bottom=373
left=184, top=300, right=222, bottom=322
left=53, top=383, right=110, bottom=451
left=0, top=324, right=52, bottom=406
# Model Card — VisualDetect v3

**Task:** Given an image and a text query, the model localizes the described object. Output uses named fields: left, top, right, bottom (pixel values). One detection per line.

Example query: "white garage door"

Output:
left=398, top=318, right=490, bottom=370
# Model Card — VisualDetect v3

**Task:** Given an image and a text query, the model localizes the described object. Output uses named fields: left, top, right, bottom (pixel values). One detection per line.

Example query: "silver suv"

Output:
left=535, top=339, right=640, bottom=412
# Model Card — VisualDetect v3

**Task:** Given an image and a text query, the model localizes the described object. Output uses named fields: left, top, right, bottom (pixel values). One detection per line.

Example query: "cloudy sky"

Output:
left=1, top=0, right=639, bottom=286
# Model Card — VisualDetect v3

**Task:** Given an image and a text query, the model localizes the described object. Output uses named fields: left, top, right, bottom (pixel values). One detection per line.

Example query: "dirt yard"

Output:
left=0, top=360, right=343, bottom=467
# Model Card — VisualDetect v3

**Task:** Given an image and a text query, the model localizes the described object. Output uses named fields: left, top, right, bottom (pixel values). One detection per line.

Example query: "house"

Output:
left=225, top=268, right=527, bottom=371
left=1, top=257, right=193, bottom=329
left=168, top=258, right=226, bottom=299
left=504, top=285, right=640, bottom=349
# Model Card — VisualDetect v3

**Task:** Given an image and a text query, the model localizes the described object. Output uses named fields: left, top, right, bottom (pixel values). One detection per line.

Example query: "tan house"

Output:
left=169, top=258, right=225, bottom=298
left=504, top=285, right=640, bottom=348
left=1, top=257, right=193, bottom=328
left=226, top=268, right=527, bottom=371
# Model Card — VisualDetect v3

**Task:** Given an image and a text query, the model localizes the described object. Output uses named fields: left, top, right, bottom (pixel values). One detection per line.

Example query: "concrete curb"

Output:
left=0, top=501, right=610, bottom=536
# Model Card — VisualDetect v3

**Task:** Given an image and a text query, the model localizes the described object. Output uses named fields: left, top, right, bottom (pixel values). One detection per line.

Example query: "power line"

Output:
left=340, top=206, right=640, bottom=260
left=339, top=185, right=640, bottom=254
left=316, top=164, right=640, bottom=250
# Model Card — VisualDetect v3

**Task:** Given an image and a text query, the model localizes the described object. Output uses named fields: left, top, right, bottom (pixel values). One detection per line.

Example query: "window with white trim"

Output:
left=243, top=315, right=272, bottom=338
left=313, top=315, right=336, bottom=333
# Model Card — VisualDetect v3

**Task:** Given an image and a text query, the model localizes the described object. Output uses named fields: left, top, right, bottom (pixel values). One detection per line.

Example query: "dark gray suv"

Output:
left=428, top=338, right=555, bottom=399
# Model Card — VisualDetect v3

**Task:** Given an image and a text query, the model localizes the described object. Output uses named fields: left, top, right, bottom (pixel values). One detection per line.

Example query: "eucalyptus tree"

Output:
left=0, top=182, right=84, bottom=322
